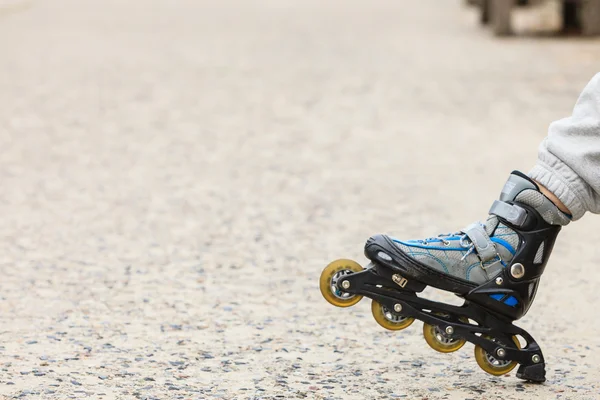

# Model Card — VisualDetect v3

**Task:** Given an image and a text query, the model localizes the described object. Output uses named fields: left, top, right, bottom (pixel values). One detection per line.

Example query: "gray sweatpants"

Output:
left=529, top=73, right=600, bottom=221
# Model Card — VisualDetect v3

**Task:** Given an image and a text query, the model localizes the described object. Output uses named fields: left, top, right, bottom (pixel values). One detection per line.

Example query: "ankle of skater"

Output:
left=534, top=180, right=572, bottom=216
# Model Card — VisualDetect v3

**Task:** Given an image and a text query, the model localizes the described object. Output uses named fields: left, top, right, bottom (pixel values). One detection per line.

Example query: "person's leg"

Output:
left=530, top=72, right=600, bottom=220
left=322, top=75, right=600, bottom=381
left=358, top=74, right=600, bottom=286
left=358, top=74, right=600, bottom=287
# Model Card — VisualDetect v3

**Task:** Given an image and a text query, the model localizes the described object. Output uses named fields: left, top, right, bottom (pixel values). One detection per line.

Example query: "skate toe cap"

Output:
left=364, top=234, right=395, bottom=258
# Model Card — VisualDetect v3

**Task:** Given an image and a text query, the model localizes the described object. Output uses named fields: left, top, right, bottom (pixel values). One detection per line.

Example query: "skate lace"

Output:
left=420, top=230, right=480, bottom=261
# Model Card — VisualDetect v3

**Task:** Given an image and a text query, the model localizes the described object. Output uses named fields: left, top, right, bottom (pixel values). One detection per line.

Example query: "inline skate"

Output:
left=319, top=171, right=571, bottom=382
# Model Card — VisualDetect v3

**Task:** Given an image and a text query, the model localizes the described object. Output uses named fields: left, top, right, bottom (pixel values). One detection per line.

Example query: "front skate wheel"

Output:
left=474, top=335, right=521, bottom=376
left=319, top=259, right=364, bottom=307
left=371, top=300, right=415, bottom=331
left=423, top=314, right=469, bottom=353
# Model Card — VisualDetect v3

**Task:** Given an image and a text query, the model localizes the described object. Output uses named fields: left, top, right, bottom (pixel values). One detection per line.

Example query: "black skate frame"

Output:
left=336, top=264, right=546, bottom=382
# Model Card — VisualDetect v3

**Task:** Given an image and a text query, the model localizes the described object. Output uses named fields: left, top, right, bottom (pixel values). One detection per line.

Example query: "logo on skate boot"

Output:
left=392, top=274, right=408, bottom=288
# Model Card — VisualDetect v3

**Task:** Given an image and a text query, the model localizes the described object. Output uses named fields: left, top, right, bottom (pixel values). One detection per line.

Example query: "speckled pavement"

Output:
left=1, top=1, right=599, bottom=399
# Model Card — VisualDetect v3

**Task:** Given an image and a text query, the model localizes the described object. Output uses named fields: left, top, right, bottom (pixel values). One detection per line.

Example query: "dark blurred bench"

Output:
left=467, top=0, right=600, bottom=36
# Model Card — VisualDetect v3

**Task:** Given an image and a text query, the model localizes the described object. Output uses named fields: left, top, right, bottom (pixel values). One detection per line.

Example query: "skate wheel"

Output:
left=319, top=259, right=364, bottom=307
left=371, top=300, right=414, bottom=331
left=423, top=314, right=469, bottom=353
left=474, top=335, right=521, bottom=376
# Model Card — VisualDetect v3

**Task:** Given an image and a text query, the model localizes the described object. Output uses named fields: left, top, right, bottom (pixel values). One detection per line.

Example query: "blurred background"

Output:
left=0, top=1, right=599, bottom=399
left=467, top=0, right=600, bottom=36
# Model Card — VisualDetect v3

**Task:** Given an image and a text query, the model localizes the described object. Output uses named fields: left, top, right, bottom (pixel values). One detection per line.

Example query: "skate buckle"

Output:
left=392, top=274, right=408, bottom=288
left=479, top=254, right=503, bottom=279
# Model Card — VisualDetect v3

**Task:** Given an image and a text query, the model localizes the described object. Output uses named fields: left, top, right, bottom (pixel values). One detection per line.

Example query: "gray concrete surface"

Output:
left=1, top=0, right=599, bottom=399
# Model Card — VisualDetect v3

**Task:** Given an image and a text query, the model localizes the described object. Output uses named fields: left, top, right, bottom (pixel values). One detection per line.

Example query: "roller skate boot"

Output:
left=319, top=171, right=570, bottom=382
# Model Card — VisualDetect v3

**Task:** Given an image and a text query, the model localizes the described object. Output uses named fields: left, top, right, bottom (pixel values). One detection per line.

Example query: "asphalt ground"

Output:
left=1, top=1, right=599, bottom=399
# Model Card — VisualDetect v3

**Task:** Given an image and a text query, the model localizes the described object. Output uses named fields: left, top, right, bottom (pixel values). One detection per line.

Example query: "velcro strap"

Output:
left=489, top=200, right=527, bottom=227
left=462, top=223, right=497, bottom=262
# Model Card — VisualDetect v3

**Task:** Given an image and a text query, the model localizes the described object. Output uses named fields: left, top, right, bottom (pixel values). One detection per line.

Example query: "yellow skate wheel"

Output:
left=371, top=300, right=415, bottom=331
left=423, top=315, right=469, bottom=353
left=474, top=335, right=521, bottom=376
left=319, top=259, right=364, bottom=307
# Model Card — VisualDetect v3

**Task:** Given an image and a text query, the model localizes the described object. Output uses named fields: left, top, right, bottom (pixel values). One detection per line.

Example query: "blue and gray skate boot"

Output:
left=365, top=170, right=571, bottom=295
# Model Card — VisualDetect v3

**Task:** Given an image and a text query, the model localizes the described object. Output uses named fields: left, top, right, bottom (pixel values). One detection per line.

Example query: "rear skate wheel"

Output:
left=423, top=314, right=469, bottom=353
left=319, top=259, right=364, bottom=307
left=474, top=335, right=520, bottom=376
left=371, top=300, right=414, bottom=331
